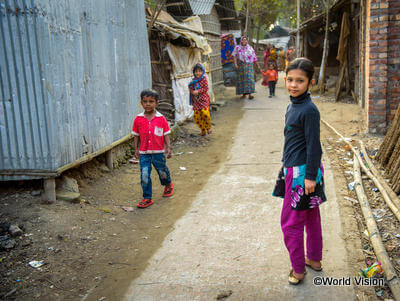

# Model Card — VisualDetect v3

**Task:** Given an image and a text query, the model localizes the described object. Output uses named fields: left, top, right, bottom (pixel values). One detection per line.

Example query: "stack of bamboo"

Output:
left=376, top=105, right=400, bottom=193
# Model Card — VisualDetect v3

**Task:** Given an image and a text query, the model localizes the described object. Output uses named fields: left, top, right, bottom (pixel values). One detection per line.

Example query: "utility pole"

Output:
left=245, top=0, right=250, bottom=37
left=296, top=0, right=300, bottom=55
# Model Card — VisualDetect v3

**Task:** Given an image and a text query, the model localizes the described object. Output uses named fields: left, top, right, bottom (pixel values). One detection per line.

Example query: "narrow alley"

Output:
left=124, top=80, right=354, bottom=300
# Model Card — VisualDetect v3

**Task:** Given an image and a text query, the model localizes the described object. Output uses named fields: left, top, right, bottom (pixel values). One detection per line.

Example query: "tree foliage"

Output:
left=278, top=0, right=297, bottom=28
left=235, top=0, right=282, bottom=30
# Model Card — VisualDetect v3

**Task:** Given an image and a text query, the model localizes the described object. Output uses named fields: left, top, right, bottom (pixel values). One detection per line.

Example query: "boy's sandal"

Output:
left=137, top=199, right=154, bottom=208
left=288, top=269, right=307, bottom=285
left=163, top=183, right=174, bottom=197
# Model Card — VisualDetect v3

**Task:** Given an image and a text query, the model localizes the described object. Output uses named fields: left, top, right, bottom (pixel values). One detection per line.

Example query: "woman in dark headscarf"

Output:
left=232, top=36, right=260, bottom=99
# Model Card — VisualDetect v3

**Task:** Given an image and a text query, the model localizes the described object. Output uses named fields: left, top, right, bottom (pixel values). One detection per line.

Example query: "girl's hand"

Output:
left=304, top=179, right=316, bottom=195
left=234, top=64, right=238, bottom=70
left=134, top=149, right=140, bottom=159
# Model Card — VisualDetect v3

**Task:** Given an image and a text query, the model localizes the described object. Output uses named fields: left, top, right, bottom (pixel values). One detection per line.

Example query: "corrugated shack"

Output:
left=291, top=0, right=358, bottom=101
left=147, top=9, right=212, bottom=124
left=165, top=0, right=222, bottom=89
left=165, top=0, right=241, bottom=89
left=0, top=1, right=151, bottom=199
left=293, top=0, right=400, bottom=134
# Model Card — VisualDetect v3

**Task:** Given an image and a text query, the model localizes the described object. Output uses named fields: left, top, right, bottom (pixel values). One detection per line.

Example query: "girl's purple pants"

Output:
left=280, top=167, right=323, bottom=274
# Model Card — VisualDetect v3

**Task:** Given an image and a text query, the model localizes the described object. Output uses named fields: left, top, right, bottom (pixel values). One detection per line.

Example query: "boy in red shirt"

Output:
left=132, top=89, right=174, bottom=208
left=263, top=63, right=278, bottom=98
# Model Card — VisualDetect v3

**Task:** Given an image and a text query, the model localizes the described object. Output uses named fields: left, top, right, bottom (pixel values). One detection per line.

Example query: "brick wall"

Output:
left=367, top=0, right=400, bottom=134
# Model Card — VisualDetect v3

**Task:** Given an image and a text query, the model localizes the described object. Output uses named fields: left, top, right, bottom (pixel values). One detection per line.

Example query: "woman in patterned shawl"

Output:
left=232, top=36, right=261, bottom=99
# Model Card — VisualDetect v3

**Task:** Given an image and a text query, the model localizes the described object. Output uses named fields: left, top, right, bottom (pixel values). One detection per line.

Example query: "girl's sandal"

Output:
left=305, top=258, right=323, bottom=271
left=288, top=269, right=307, bottom=285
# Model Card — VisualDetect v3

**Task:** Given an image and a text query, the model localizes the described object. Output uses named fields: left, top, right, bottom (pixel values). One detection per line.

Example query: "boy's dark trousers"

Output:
left=139, top=153, right=171, bottom=199
left=268, top=81, right=276, bottom=96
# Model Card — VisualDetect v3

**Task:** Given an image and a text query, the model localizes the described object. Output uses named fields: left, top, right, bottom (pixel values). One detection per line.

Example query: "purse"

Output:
left=290, top=178, right=327, bottom=211
left=272, top=167, right=285, bottom=198
left=272, top=166, right=327, bottom=210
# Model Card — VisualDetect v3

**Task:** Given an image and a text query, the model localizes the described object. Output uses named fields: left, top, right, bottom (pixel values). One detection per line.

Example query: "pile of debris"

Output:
left=0, top=222, right=24, bottom=252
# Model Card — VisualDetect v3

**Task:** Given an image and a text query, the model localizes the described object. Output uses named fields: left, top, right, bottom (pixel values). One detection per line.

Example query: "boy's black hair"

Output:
left=286, top=57, right=314, bottom=83
left=140, top=89, right=159, bottom=101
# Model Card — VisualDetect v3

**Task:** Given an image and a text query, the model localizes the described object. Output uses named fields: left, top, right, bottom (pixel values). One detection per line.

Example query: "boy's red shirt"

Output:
left=132, top=111, right=170, bottom=154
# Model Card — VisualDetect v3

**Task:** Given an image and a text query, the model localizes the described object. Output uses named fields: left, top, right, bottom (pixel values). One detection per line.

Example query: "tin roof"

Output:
left=188, top=0, right=216, bottom=15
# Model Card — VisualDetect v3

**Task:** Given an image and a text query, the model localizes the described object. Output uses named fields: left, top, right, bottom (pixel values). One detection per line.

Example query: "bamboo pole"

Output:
left=318, top=3, right=330, bottom=94
left=321, top=119, right=400, bottom=223
left=296, top=0, right=300, bottom=55
left=147, top=0, right=166, bottom=37
left=360, top=141, right=400, bottom=210
left=245, top=0, right=250, bottom=36
left=353, top=156, right=400, bottom=300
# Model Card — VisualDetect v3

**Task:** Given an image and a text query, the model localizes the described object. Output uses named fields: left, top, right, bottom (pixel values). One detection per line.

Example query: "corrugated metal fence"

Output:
left=0, top=0, right=151, bottom=180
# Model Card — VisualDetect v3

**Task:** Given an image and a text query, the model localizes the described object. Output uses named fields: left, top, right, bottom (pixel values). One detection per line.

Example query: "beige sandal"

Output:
left=305, top=258, right=323, bottom=271
left=288, top=269, right=307, bottom=285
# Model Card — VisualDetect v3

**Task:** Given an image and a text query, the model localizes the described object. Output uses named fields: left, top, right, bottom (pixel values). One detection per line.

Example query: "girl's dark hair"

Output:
left=286, top=57, right=315, bottom=83
left=140, top=89, right=159, bottom=101
left=192, top=63, right=203, bottom=75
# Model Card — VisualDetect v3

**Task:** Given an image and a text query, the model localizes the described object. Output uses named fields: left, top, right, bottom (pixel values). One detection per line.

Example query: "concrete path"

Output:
left=125, top=79, right=355, bottom=300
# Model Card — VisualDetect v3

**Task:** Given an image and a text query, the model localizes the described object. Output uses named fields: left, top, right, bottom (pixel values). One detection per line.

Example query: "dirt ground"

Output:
left=0, top=87, right=392, bottom=300
left=0, top=88, right=244, bottom=300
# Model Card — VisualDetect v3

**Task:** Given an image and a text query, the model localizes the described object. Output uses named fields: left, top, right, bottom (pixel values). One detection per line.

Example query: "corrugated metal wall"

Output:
left=0, top=0, right=151, bottom=180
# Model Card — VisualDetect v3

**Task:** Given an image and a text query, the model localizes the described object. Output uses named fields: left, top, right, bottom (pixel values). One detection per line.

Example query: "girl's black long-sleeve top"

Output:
left=282, top=92, right=323, bottom=180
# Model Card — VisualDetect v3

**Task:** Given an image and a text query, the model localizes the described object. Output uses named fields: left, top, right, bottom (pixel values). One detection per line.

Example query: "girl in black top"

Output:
left=280, top=58, right=326, bottom=285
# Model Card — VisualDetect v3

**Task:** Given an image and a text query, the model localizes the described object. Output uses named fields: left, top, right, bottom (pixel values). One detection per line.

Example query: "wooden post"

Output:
left=147, top=0, right=166, bottom=37
left=105, top=150, right=113, bottom=170
left=319, top=3, right=330, bottom=94
left=43, top=178, right=56, bottom=203
left=296, top=0, right=300, bottom=55
left=353, top=156, right=400, bottom=299
left=245, top=0, right=250, bottom=36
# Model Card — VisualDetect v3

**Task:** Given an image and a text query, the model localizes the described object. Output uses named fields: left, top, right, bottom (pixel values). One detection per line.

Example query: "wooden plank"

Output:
left=165, top=2, right=184, bottom=7
left=57, top=134, right=133, bottom=175
left=0, top=169, right=58, bottom=177
left=335, top=62, right=346, bottom=101
left=210, top=66, right=223, bottom=72
left=151, top=61, right=170, bottom=64
left=203, top=30, right=220, bottom=36
left=153, top=82, right=172, bottom=88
